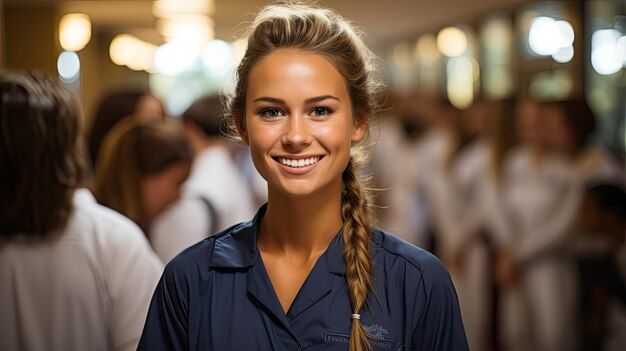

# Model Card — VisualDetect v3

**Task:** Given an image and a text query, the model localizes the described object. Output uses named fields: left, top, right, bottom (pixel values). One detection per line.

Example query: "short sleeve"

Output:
left=137, top=260, right=189, bottom=351
left=412, top=257, right=469, bottom=350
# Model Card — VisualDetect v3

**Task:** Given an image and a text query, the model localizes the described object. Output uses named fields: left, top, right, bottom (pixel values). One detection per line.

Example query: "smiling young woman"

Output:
left=138, top=3, right=468, bottom=351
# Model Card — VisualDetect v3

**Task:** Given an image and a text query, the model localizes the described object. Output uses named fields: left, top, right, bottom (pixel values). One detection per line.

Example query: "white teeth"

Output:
left=278, top=157, right=319, bottom=168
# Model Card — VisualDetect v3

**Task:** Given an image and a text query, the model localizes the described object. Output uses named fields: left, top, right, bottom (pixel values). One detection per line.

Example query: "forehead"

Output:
left=246, top=49, right=349, bottom=103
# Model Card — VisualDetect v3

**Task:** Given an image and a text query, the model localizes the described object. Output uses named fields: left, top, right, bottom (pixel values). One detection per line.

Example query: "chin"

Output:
left=273, top=184, right=319, bottom=199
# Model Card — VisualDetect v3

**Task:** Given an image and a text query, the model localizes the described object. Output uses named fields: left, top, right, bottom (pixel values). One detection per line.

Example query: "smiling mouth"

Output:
left=273, top=156, right=322, bottom=168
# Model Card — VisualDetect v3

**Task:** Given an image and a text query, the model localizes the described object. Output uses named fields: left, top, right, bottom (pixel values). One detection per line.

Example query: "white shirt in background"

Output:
left=150, top=145, right=256, bottom=263
left=370, top=118, right=429, bottom=247
left=0, top=189, right=163, bottom=351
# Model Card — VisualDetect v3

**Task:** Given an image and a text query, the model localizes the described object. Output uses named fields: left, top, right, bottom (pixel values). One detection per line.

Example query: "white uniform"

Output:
left=370, top=118, right=429, bottom=247
left=150, top=145, right=256, bottom=263
left=426, top=139, right=492, bottom=351
left=497, top=145, right=580, bottom=351
left=0, top=189, right=163, bottom=351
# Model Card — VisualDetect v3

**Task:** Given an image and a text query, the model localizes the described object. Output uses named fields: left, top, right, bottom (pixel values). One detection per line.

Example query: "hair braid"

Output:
left=342, top=156, right=375, bottom=351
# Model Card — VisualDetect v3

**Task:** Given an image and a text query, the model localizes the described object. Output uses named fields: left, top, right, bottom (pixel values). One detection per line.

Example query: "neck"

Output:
left=259, top=184, right=343, bottom=259
left=184, top=123, right=223, bottom=154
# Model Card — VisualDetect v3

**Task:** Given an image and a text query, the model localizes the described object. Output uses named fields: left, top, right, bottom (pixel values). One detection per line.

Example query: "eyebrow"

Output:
left=252, top=95, right=340, bottom=105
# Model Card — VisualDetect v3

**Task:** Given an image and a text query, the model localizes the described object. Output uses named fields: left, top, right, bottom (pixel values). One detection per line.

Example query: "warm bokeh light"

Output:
left=447, top=56, right=475, bottom=109
left=57, top=51, right=80, bottom=82
left=392, top=41, right=413, bottom=69
left=481, top=15, right=513, bottom=52
left=59, top=13, right=91, bottom=52
left=152, top=0, right=215, bottom=18
left=437, top=27, right=467, bottom=57
left=157, top=15, right=215, bottom=46
left=109, top=34, right=158, bottom=72
left=110, top=34, right=140, bottom=66
left=415, top=34, right=440, bottom=63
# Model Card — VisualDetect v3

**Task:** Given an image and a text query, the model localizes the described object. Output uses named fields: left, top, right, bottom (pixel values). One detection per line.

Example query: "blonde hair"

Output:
left=93, top=117, right=191, bottom=231
left=225, top=2, right=381, bottom=350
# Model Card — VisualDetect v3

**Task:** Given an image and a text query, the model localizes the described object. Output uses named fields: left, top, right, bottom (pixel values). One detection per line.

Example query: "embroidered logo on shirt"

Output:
left=324, top=323, right=395, bottom=349
left=364, top=324, right=388, bottom=339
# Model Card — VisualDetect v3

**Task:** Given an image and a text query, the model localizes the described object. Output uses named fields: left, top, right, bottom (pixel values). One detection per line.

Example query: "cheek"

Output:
left=139, top=177, right=159, bottom=217
left=140, top=173, right=181, bottom=219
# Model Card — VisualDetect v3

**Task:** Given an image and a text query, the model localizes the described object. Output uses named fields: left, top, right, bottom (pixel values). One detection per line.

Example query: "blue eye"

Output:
left=259, top=108, right=283, bottom=118
left=312, top=107, right=332, bottom=117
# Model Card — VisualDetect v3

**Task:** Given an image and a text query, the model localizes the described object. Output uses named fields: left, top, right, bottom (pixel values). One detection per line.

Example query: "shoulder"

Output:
left=72, top=190, right=163, bottom=272
left=163, top=220, right=253, bottom=278
left=73, top=189, right=146, bottom=243
left=371, top=229, right=451, bottom=287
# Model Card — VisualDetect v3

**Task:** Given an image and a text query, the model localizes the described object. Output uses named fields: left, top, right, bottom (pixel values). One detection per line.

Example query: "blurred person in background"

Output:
left=541, top=100, right=624, bottom=351
left=542, top=100, right=623, bottom=185
left=423, top=97, right=493, bottom=351
left=150, top=95, right=256, bottom=262
left=0, top=70, right=163, bottom=351
left=93, top=118, right=192, bottom=235
left=234, top=138, right=269, bottom=208
left=576, top=183, right=626, bottom=351
left=87, top=89, right=165, bottom=167
left=494, top=98, right=579, bottom=351
left=447, top=98, right=519, bottom=351
left=412, top=96, right=458, bottom=255
left=369, top=91, right=430, bottom=248
left=474, top=98, right=519, bottom=351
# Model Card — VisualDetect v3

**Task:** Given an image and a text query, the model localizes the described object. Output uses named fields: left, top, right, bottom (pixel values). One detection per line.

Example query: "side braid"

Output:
left=342, top=157, right=375, bottom=351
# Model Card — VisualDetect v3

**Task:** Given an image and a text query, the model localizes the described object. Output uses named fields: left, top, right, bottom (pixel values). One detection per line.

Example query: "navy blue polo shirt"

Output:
left=138, top=205, right=468, bottom=350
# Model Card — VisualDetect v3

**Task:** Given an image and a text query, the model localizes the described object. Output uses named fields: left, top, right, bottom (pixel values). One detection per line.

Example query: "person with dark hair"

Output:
left=138, top=3, right=467, bottom=351
left=149, top=96, right=255, bottom=262
left=0, top=70, right=163, bottom=351
left=576, top=183, right=626, bottom=351
left=87, top=89, right=164, bottom=167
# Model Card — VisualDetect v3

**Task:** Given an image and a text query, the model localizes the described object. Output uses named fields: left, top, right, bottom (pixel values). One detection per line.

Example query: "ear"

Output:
left=234, top=114, right=249, bottom=145
left=351, top=112, right=368, bottom=142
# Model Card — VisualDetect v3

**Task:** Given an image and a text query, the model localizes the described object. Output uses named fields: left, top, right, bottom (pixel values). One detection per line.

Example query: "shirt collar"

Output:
left=208, top=203, right=347, bottom=275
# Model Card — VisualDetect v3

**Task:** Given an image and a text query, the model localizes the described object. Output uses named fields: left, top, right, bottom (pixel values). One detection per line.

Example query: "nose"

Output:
left=281, top=114, right=311, bottom=148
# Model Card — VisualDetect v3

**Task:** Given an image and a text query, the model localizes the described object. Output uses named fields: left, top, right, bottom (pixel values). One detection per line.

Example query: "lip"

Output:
left=272, top=155, right=324, bottom=175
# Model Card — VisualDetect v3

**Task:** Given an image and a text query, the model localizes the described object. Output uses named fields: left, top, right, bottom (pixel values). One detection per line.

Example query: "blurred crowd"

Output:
left=370, top=91, right=625, bottom=351
left=1, top=69, right=624, bottom=351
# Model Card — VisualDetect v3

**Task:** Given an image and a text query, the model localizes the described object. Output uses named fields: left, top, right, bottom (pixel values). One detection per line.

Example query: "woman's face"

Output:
left=241, top=49, right=366, bottom=199
left=140, top=160, right=191, bottom=222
